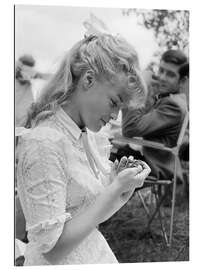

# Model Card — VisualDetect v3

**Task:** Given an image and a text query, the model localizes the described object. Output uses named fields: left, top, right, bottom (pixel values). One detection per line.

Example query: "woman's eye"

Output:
left=110, top=99, right=117, bottom=108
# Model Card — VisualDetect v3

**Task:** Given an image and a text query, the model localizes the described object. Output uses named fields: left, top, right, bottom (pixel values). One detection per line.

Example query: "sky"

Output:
left=15, top=5, right=159, bottom=73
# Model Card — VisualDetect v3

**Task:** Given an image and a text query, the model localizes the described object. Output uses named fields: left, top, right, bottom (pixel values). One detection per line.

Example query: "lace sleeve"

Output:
left=17, top=138, right=72, bottom=254
left=27, top=213, right=72, bottom=253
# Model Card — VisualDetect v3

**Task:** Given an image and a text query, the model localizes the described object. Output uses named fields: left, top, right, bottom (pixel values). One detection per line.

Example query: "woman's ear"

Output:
left=83, top=70, right=95, bottom=90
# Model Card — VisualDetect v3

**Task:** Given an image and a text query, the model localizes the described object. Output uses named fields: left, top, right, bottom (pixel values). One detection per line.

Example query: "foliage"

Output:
left=122, top=9, right=189, bottom=72
left=123, top=9, right=189, bottom=52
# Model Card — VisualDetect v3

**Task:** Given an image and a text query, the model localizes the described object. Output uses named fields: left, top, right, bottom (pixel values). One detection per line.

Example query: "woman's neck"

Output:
left=61, top=100, right=84, bottom=129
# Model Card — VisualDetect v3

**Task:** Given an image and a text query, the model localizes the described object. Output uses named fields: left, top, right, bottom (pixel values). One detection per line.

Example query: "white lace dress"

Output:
left=16, top=107, right=118, bottom=265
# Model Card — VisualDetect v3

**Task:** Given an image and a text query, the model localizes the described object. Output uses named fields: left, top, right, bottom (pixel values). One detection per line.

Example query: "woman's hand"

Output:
left=110, top=156, right=151, bottom=201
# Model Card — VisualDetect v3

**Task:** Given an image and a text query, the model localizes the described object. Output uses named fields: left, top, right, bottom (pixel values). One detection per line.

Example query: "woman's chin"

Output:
left=86, top=123, right=101, bottom=133
left=93, top=125, right=102, bottom=133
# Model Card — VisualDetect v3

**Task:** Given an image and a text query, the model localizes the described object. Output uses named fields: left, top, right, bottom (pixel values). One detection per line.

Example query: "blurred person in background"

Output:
left=15, top=54, right=51, bottom=127
left=15, top=54, right=35, bottom=127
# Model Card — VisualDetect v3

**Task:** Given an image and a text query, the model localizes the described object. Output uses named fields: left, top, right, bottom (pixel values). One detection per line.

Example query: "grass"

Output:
left=99, top=185, right=189, bottom=263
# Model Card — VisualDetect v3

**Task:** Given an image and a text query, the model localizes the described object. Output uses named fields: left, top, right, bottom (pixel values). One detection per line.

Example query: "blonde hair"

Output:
left=25, top=34, right=147, bottom=128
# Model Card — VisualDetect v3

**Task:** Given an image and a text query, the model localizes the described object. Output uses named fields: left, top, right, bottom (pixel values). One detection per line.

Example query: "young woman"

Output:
left=16, top=34, right=150, bottom=265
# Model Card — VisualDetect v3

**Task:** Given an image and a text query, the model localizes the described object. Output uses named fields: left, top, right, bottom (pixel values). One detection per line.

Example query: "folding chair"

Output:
left=111, top=111, right=189, bottom=247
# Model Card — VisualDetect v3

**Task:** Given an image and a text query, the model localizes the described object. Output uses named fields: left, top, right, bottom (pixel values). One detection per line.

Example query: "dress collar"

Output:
left=56, top=106, right=83, bottom=141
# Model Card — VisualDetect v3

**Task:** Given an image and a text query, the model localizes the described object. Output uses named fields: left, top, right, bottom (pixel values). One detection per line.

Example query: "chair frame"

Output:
left=111, top=111, right=189, bottom=247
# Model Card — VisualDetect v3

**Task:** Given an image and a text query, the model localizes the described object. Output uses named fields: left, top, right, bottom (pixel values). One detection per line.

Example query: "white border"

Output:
left=1, top=0, right=203, bottom=269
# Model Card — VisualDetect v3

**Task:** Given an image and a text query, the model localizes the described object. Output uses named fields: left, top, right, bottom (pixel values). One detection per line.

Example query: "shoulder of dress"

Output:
left=22, top=126, right=65, bottom=143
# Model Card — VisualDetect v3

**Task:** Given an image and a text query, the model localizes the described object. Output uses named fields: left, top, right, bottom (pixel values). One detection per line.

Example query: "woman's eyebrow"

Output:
left=118, top=94, right=123, bottom=103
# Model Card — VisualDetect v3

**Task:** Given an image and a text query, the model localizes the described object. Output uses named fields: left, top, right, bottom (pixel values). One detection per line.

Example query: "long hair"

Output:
left=25, top=34, right=147, bottom=128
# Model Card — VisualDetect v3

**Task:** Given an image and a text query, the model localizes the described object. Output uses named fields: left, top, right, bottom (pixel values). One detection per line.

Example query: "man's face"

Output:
left=78, top=73, right=130, bottom=132
left=158, top=60, right=180, bottom=94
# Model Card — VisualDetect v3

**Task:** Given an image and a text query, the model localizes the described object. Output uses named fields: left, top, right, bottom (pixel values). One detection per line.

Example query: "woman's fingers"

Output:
left=132, top=163, right=151, bottom=188
left=136, top=160, right=151, bottom=175
left=125, top=156, right=134, bottom=168
left=111, top=159, right=119, bottom=173
left=116, top=166, right=143, bottom=191
left=118, top=165, right=143, bottom=179
left=110, top=159, right=119, bottom=183
left=140, top=161, right=151, bottom=172
left=117, top=156, right=128, bottom=173
left=113, top=158, right=151, bottom=193
left=115, top=157, right=151, bottom=188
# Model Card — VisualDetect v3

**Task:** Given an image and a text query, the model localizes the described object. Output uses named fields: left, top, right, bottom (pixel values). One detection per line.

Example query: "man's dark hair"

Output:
left=161, top=49, right=187, bottom=66
left=161, top=49, right=188, bottom=80
left=179, top=62, right=189, bottom=79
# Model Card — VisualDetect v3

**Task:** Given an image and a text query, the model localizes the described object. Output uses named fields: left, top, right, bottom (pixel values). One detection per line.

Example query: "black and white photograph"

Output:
left=13, top=2, right=191, bottom=267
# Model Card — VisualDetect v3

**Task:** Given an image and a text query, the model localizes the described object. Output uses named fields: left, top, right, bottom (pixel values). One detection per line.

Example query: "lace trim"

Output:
left=27, top=212, right=72, bottom=233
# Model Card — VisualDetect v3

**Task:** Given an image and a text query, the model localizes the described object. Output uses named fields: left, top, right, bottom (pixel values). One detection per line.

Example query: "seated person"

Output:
left=15, top=54, right=35, bottom=127
left=122, top=50, right=188, bottom=182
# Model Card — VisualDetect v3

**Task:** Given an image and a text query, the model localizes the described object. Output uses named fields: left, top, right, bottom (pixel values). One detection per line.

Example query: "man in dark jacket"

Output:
left=122, top=50, right=188, bottom=181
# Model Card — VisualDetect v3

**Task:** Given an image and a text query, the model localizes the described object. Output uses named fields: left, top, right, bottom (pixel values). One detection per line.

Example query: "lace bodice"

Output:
left=16, top=107, right=118, bottom=265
